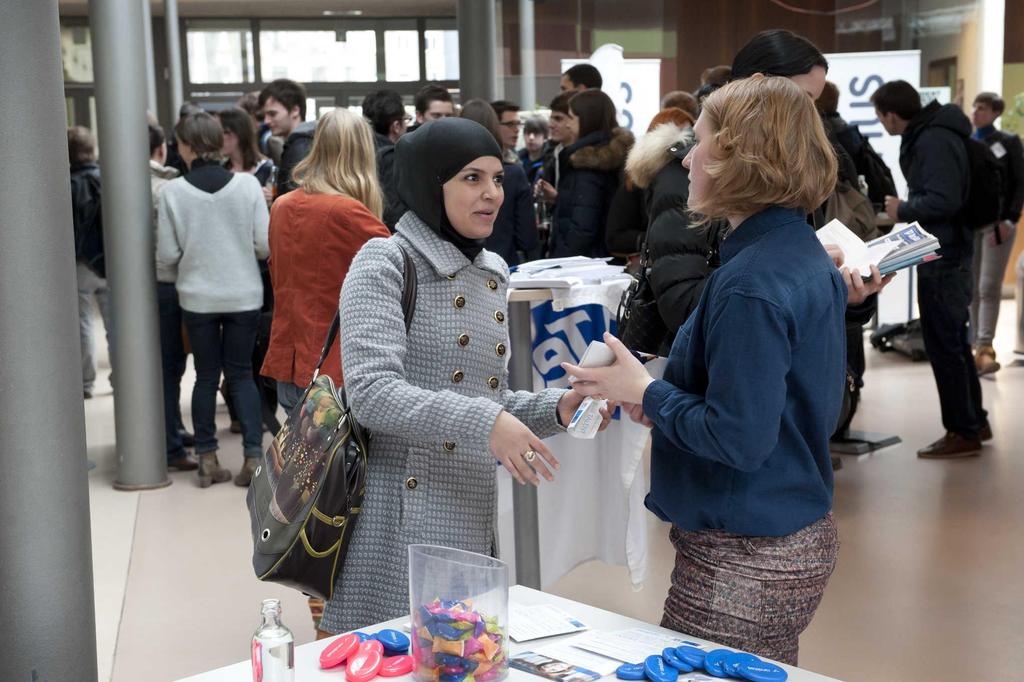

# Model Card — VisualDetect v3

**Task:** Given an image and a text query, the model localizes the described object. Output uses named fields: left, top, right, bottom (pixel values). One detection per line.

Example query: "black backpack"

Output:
left=961, top=137, right=1003, bottom=230
left=835, top=125, right=897, bottom=206
left=70, top=166, right=105, bottom=277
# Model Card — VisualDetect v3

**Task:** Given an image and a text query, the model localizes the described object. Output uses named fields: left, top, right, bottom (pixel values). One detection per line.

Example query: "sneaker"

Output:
left=83, top=390, right=93, bottom=400
left=980, top=423, right=992, bottom=442
left=167, top=455, right=199, bottom=471
left=917, top=432, right=982, bottom=459
left=975, top=346, right=1000, bottom=376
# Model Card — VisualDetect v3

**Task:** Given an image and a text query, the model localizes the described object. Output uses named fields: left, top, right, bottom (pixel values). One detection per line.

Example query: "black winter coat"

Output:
left=605, top=185, right=647, bottom=256
left=898, top=101, right=971, bottom=256
left=548, top=128, right=634, bottom=258
left=277, top=121, right=316, bottom=196
left=485, top=162, right=540, bottom=265
left=70, top=162, right=105, bottom=277
left=374, top=133, right=404, bottom=232
left=979, top=127, right=1024, bottom=223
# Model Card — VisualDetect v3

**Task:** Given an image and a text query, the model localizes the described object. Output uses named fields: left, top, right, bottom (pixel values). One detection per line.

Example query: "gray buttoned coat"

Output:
left=319, top=212, right=566, bottom=633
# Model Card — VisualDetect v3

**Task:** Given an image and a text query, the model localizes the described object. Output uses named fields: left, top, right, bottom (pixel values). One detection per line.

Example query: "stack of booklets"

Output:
left=509, top=256, right=631, bottom=289
left=816, top=219, right=941, bottom=275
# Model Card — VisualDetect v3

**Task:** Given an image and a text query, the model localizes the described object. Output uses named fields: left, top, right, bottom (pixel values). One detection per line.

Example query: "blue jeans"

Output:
left=276, top=381, right=306, bottom=414
left=182, top=309, right=263, bottom=458
left=158, top=283, right=187, bottom=461
left=77, top=262, right=114, bottom=393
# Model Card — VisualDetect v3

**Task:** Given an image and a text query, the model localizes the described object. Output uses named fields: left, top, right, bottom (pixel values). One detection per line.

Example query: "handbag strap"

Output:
left=312, top=243, right=418, bottom=378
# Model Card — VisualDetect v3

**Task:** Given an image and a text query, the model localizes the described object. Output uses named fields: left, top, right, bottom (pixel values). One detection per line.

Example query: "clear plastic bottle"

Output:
left=251, top=598, right=294, bottom=682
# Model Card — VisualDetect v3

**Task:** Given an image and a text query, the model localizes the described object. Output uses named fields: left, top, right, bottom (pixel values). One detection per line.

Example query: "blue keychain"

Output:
left=353, top=631, right=373, bottom=642
left=702, top=649, right=733, bottom=677
left=373, top=629, right=410, bottom=654
left=674, top=645, right=706, bottom=669
left=723, top=652, right=761, bottom=677
left=660, top=648, right=694, bottom=673
left=616, top=663, right=646, bottom=680
left=736, top=659, right=788, bottom=682
left=643, top=655, right=679, bottom=682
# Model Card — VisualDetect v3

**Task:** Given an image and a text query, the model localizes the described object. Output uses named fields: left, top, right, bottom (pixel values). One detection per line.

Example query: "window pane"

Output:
left=385, top=30, right=420, bottom=82
left=424, top=29, right=459, bottom=81
left=187, top=29, right=253, bottom=83
left=61, top=26, right=93, bottom=83
left=260, top=30, right=377, bottom=82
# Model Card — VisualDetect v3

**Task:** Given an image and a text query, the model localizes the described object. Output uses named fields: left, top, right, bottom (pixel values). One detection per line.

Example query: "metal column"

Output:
left=0, top=1, right=99, bottom=679
left=141, top=0, right=158, bottom=115
left=165, top=0, right=184, bottom=117
left=456, top=0, right=498, bottom=102
left=507, top=300, right=542, bottom=589
left=518, top=0, right=537, bottom=109
left=91, top=0, right=170, bottom=490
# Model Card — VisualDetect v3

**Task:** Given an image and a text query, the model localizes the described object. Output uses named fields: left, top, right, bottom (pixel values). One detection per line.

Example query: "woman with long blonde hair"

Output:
left=260, top=106, right=389, bottom=446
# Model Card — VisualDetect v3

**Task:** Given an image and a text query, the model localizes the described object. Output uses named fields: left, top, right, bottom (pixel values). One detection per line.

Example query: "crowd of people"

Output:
left=67, top=27, right=1023, bottom=667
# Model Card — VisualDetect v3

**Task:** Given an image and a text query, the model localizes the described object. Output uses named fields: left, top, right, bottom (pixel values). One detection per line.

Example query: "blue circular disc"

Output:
left=674, top=646, right=706, bottom=669
left=643, top=655, right=679, bottom=682
left=724, top=653, right=761, bottom=677
left=373, top=628, right=411, bottom=654
left=352, top=631, right=372, bottom=642
left=737, top=659, right=788, bottom=682
left=702, top=649, right=733, bottom=678
left=616, top=663, right=646, bottom=681
left=660, top=648, right=694, bottom=673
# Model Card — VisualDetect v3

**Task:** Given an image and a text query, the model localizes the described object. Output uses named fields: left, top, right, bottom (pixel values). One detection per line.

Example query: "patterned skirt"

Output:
left=661, top=513, right=838, bottom=665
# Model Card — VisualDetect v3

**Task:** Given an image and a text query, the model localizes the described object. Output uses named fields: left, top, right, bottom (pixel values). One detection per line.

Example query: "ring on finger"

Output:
left=524, top=450, right=537, bottom=462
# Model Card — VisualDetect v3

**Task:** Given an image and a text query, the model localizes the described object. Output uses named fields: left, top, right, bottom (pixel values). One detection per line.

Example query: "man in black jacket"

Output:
left=969, top=92, right=1024, bottom=375
left=69, top=126, right=113, bottom=399
left=362, top=89, right=409, bottom=231
left=873, top=80, right=988, bottom=458
left=259, top=79, right=315, bottom=197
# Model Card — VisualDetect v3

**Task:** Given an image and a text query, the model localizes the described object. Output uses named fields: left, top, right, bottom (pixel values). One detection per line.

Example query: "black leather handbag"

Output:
left=246, top=247, right=416, bottom=600
left=616, top=242, right=668, bottom=355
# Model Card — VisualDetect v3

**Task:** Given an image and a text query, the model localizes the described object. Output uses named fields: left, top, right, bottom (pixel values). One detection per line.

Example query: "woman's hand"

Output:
left=621, top=402, right=652, bottom=428
left=557, top=389, right=616, bottom=432
left=489, top=411, right=559, bottom=486
left=842, top=264, right=895, bottom=305
left=823, top=243, right=845, bottom=269
left=989, top=219, right=1016, bottom=247
left=262, top=185, right=274, bottom=205
left=560, top=332, right=655, bottom=405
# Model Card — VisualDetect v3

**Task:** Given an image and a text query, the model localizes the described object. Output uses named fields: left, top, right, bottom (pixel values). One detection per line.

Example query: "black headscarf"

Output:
left=395, top=117, right=503, bottom=261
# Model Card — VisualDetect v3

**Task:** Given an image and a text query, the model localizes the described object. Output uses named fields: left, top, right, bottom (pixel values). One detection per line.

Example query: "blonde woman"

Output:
left=260, top=108, right=390, bottom=424
left=563, top=75, right=846, bottom=665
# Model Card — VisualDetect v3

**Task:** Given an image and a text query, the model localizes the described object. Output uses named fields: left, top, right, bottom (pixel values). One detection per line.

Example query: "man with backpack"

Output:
left=969, top=92, right=1024, bottom=376
left=872, top=80, right=989, bottom=458
left=68, top=126, right=113, bottom=400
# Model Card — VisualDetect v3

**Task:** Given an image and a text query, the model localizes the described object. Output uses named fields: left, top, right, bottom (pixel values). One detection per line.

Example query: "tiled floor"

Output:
left=84, top=303, right=1024, bottom=681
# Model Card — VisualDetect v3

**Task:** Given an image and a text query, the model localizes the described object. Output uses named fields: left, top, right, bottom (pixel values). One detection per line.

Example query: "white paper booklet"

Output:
left=569, top=628, right=704, bottom=663
left=509, top=604, right=589, bottom=642
left=816, top=219, right=940, bottom=275
left=510, top=257, right=630, bottom=289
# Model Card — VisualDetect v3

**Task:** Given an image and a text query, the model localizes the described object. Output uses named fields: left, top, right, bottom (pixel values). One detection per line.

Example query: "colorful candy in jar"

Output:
left=412, top=599, right=508, bottom=682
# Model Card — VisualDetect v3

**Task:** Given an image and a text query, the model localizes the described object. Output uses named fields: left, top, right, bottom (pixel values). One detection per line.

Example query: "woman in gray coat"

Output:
left=320, top=118, right=609, bottom=634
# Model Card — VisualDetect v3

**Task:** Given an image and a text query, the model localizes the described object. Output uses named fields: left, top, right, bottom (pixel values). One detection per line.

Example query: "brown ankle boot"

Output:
left=198, top=452, right=232, bottom=488
left=975, top=345, right=1000, bottom=376
left=234, top=458, right=259, bottom=487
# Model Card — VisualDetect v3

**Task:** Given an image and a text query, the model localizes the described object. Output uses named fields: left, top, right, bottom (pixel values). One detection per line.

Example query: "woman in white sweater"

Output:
left=157, top=111, right=270, bottom=487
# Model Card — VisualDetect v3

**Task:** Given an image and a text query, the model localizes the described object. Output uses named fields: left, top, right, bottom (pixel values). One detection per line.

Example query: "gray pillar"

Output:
left=91, top=0, right=170, bottom=490
left=142, top=0, right=158, bottom=115
left=457, top=0, right=498, bottom=101
left=518, top=0, right=536, bottom=109
left=0, top=2, right=99, bottom=679
left=165, top=0, right=183, bottom=117
left=508, top=300, right=542, bottom=589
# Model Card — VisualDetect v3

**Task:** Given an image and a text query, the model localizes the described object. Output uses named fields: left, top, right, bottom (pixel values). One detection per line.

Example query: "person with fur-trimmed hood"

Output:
left=618, top=107, right=725, bottom=355
left=548, top=90, right=634, bottom=258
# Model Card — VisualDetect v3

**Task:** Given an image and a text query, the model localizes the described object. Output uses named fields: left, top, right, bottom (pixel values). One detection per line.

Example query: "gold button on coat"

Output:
left=487, top=279, right=498, bottom=290
left=452, top=370, right=465, bottom=383
left=405, top=477, right=418, bottom=490
left=458, top=334, right=470, bottom=347
left=496, top=343, right=506, bottom=357
left=487, top=376, right=500, bottom=390
left=443, top=441, right=456, bottom=452
left=454, top=295, right=466, bottom=309
left=494, top=311, right=505, bottom=323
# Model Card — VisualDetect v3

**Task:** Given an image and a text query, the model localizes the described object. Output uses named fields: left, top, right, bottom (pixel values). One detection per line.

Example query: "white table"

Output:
left=179, top=586, right=843, bottom=682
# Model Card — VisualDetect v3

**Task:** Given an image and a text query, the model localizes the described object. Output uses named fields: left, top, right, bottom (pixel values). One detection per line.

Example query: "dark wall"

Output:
left=1007, top=0, right=1024, bottom=63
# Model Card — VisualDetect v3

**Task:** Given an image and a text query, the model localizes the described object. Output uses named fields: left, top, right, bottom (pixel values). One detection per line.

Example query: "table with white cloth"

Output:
left=499, top=283, right=665, bottom=591
left=179, top=586, right=844, bottom=682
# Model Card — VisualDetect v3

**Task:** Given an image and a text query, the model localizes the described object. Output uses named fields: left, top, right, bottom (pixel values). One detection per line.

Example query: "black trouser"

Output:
left=157, top=283, right=186, bottom=461
left=916, top=258, right=987, bottom=439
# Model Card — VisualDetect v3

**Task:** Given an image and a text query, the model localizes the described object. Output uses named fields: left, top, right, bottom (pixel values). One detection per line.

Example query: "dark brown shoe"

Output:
left=980, top=423, right=992, bottom=442
left=917, top=433, right=982, bottom=459
left=167, top=455, right=198, bottom=471
left=234, top=458, right=259, bottom=487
